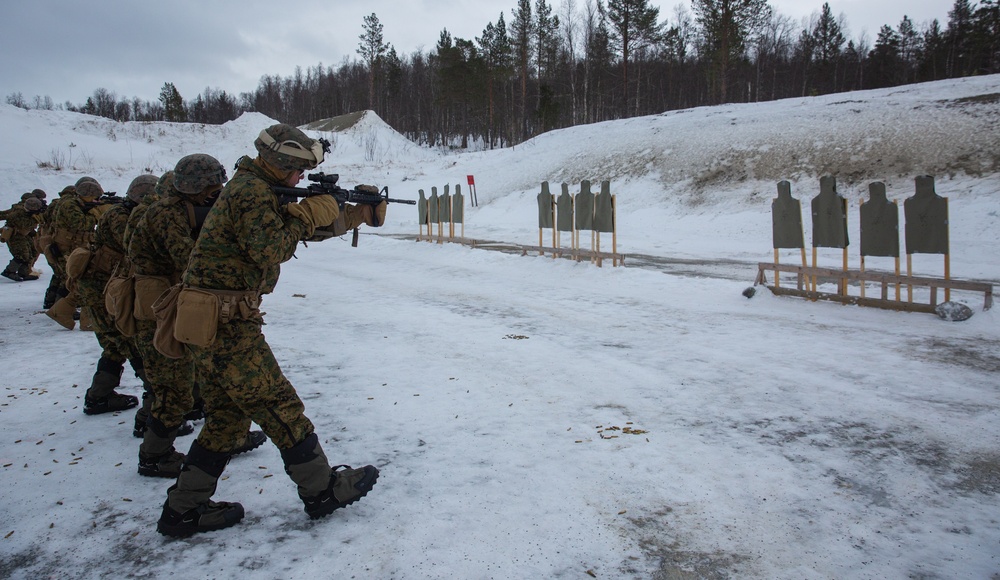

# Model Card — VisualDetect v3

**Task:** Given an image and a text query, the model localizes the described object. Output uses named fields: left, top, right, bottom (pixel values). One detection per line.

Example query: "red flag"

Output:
left=467, top=175, right=475, bottom=186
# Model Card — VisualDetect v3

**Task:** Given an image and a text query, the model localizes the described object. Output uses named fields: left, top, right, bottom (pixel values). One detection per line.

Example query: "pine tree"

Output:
left=158, top=82, right=186, bottom=122
left=946, top=0, right=975, bottom=76
left=972, top=0, right=1000, bottom=73
left=534, top=0, right=560, bottom=129
left=810, top=3, right=845, bottom=93
left=897, top=16, right=922, bottom=83
left=478, top=14, right=513, bottom=147
left=919, top=19, right=947, bottom=81
left=358, top=13, right=388, bottom=111
left=692, top=0, right=771, bottom=103
left=510, top=0, right=534, bottom=139
left=606, top=0, right=661, bottom=114
left=869, top=24, right=901, bottom=88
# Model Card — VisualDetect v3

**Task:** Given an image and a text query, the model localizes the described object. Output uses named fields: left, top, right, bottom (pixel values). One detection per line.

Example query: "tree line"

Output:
left=6, top=0, right=999, bottom=150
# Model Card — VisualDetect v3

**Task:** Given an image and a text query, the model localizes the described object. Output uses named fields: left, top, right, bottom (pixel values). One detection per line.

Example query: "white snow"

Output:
left=1, top=75, right=999, bottom=579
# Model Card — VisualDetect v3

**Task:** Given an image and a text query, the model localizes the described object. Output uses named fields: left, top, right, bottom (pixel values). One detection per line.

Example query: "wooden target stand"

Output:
left=755, top=262, right=992, bottom=314
left=759, top=177, right=992, bottom=317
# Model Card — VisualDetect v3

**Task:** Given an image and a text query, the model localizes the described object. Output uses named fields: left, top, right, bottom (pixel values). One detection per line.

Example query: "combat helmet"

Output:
left=24, top=197, right=44, bottom=213
left=254, top=124, right=328, bottom=172
left=154, top=171, right=174, bottom=199
left=32, top=188, right=46, bottom=200
left=173, top=154, right=227, bottom=195
left=20, top=192, right=34, bottom=201
left=125, top=174, right=161, bottom=205
left=75, top=177, right=103, bottom=201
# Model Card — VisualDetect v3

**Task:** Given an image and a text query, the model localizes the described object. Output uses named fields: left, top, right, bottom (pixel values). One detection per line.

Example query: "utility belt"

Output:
left=52, top=228, right=93, bottom=255
left=156, top=285, right=263, bottom=356
left=192, top=286, right=263, bottom=324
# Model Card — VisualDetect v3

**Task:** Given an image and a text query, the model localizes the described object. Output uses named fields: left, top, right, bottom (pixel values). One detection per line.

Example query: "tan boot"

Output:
left=45, top=296, right=76, bottom=330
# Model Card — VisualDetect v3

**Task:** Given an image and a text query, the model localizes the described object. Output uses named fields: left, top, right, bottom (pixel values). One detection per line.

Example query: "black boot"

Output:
left=138, top=418, right=186, bottom=479
left=15, top=259, right=38, bottom=280
left=281, top=433, right=379, bottom=520
left=231, top=430, right=267, bottom=455
left=133, top=392, right=151, bottom=438
left=42, top=284, right=59, bottom=309
left=157, top=441, right=243, bottom=537
left=84, top=357, right=137, bottom=415
left=2, top=260, right=23, bottom=282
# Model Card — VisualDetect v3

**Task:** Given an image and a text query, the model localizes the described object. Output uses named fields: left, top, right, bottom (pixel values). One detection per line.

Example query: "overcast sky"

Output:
left=0, top=0, right=952, bottom=107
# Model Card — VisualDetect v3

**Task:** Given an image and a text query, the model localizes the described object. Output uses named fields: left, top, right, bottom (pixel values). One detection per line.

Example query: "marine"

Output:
left=72, top=176, right=156, bottom=416
left=0, top=194, right=45, bottom=281
left=46, top=178, right=103, bottom=329
left=128, top=156, right=264, bottom=481
left=156, top=124, right=383, bottom=537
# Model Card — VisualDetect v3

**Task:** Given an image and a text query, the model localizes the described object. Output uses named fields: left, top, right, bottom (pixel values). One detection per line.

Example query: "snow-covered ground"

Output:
left=1, top=75, right=998, bottom=579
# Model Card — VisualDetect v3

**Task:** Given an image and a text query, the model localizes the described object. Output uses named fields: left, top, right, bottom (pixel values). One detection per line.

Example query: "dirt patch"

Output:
left=952, top=453, right=1000, bottom=495
left=942, top=93, right=1000, bottom=107
left=304, top=111, right=367, bottom=132
left=909, top=337, right=1000, bottom=374
left=627, top=508, right=751, bottom=579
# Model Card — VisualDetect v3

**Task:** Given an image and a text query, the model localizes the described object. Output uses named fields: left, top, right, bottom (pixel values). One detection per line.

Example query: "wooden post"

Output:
left=896, top=256, right=902, bottom=302
left=842, top=247, right=849, bottom=296
left=945, top=254, right=951, bottom=302
left=596, top=232, right=601, bottom=267
left=551, top=200, right=557, bottom=260
left=841, top=201, right=849, bottom=296
left=944, top=197, right=951, bottom=302
left=591, top=230, right=596, bottom=264
left=907, top=254, right=913, bottom=302
left=859, top=255, right=866, bottom=298
left=612, top=195, right=618, bottom=266
left=774, top=249, right=781, bottom=288
left=800, top=248, right=807, bottom=289
left=811, top=247, right=818, bottom=293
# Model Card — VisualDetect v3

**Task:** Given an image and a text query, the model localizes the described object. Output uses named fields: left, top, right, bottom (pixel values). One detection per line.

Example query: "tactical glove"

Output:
left=88, top=204, right=113, bottom=219
left=360, top=200, right=388, bottom=227
left=286, top=195, right=340, bottom=237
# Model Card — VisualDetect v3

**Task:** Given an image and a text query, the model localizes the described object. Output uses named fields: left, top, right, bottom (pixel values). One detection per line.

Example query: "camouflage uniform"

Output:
left=158, top=125, right=377, bottom=538
left=46, top=180, right=102, bottom=329
left=77, top=190, right=146, bottom=416
left=1, top=198, right=43, bottom=281
left=128, top=166, right=209, bottom=477
left=180, top=155, right=314, bottom=453
left=37, top=187, right=72, bottom=308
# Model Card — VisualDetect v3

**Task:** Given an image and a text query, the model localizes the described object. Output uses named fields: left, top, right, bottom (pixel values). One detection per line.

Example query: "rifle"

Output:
left=82, top=193, right=123, bottom=212
left=273, top=172, right=415, bottom=244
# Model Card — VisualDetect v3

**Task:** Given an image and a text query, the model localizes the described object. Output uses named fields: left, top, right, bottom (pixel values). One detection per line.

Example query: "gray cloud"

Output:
left=0, top=0, right=950, bottom=106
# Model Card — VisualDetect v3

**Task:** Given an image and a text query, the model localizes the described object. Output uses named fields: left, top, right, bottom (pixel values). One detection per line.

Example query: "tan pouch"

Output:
left=0, top=226, right=12, bottom=243
left=174, top=287, right=220, bottom=347
left=134, top=276, right=171, bottom=321
left=89, top=246, right=122, bottom=275
left=65, top=247, right=93, bottom=280
left=34, top=231, right=52, bottom=254
left=152, top=284, right=185, bottom=359
left=104, top=272, right=137, bottom=337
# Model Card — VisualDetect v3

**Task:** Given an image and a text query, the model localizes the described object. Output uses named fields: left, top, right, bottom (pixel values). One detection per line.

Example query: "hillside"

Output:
left=1, top=75, right=999, bottom=580
left=1, top=74, right=998, bottom=280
